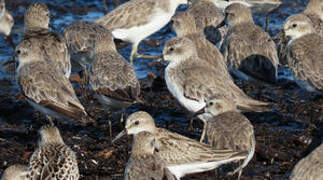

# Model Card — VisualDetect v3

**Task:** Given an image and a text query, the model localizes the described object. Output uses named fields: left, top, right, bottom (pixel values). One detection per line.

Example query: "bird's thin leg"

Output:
left=189, top=117, right=194, bottom=131
left=199, top=122, right=207, bottom=143
left=265, top=13, right=270, bottom=32
left=108, top=119, right=112, bottom=137
left=130, top=43, right=139, bottom=66
left=46, top=115, right=55, bottom=126
left=83, top=68, right=89, bottom=97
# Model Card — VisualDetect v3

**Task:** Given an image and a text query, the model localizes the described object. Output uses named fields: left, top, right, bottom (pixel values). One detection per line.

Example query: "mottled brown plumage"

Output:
left=16, top=41, right=94, bottom=125
left=163, top=37, right=270, bottom=114
left=283, top=14, right=323, bottom=92
left=28, top=125, right=79, bottom=180
left=188, top=0, right=224, bottom=31
left=290, top=143, right=323, bottom=180
left=186, top=0, right=225, bottom=46
left=125, top=131, right=175, bottom=180
left=278, top=0, right=323, bottom=64
left=221, top=3, right=279, bottom=83
left=63, top=21, right=110, bottom=70
left=199, top=95, right=255, bottom=179
left=21, top=2, right=71, bottom=78
left=89, top=32, right=140, bottom=109
left=172, top=12, right=230, bottom=78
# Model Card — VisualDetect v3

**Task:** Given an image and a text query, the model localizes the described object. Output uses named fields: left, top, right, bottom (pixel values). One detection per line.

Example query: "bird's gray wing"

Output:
left=288, top=35, right=323, bottom=90
left=18, top=61, right=89, bottom=122
left=95, top=0, right=157, bottom=30
left=89, top=52, right=140, bottom=102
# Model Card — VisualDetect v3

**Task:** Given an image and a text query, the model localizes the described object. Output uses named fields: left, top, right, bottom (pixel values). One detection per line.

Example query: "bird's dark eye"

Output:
left=134, top=121, right=139, bottom=125
left=209, top=102, right=214, bottom=106
left=16, top=50, right=21, bottom=55
left=169, top=47, right=174, bottom=51
left=292, top=24, right=297, bottom=28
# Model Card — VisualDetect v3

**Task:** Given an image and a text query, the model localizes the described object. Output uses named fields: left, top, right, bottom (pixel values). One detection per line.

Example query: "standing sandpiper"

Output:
left=16, top=39, right=95, bottom=125
left=162, top=37, right=269, bottom=142
left=171, top=11, right=230, bottom=78
left=125, top=131, right=175, bottom=180
left=113, top=111, right=248, bottom=179
left=219, top=3, right=279, bottom=83
left=89, top=31, right=141, bottom=135
left=195, top=95, right=256, bottom=180
left=289, top=143, right=323, bottom=180
left=95, top=0, right=188, bottom=64
left=20, top=2, right=71, bottom=78
left=283, top=14, right=323, bottom=93
left=28, top=125, right=80, bottom=179
left=277, top=0, right=323, bottom=65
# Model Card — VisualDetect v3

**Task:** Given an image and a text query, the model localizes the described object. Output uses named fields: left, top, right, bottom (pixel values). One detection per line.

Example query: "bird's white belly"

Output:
left=165, top=68, right=205, bottom=113
left=167, top=159, right=237, bottom=179
left=112, top=9, right=173, bottom=44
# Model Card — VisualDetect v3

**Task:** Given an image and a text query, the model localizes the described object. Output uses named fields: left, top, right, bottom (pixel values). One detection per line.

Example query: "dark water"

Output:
left=0, top=0, right=322, bottom=179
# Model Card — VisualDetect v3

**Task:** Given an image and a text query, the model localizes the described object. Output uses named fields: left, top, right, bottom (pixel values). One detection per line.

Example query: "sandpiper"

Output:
left=63, top=21, right=110, bottom=73
left=277, top=0, right=323, bottom=65
left=303, top=0, right=323, bottom=36
left=283, top=14, right=323, bottom=92
left=0, top=0, right=14, bottom=48
left=289, top=143, right=323, bottom=180
left=195, top=95, right=256, bottom=180
left=125, top=131, right=175, bottom=180
left=113, top=111, right=248, bottom=179
left=1, top=164, right=29, bottom=180
left=15, top=39, right=95, bottom=125
left=219, top=3, right=279, bottom=83
left=63, top=21, right=111, bottom=91
left=95, top=0, right=188, bottom=64
left=171, top=11, right=230, bottom=78
left=185, top=0, right=226, bottom=47
left=21, top=2, right=71, bottom=78
left=28, top=125, right=80, bottom=179
left=162, top=37, right=269, bottom=142
left=89, top=31, right=140, bottom=134
left=214, top=0, right=282, bottom=30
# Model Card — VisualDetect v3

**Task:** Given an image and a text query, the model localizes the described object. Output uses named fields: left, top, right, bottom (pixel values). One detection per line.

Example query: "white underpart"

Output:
left=165, top=63, right=205, bottom=113
left=213, top=1, right=251, bottom=12
left=167, top=158, right=242, bottom=179
left=111, top=8, right=175, bottom=44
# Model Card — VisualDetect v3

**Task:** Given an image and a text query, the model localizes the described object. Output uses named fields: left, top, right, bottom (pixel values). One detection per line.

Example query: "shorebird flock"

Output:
left=0, top=0, right=322, bottom=179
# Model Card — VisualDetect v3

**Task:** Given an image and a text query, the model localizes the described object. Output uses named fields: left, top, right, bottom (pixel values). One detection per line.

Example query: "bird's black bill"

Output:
left=193, top=107, right=205, bottom=117
left=215, top=20, right=226, bottom=29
